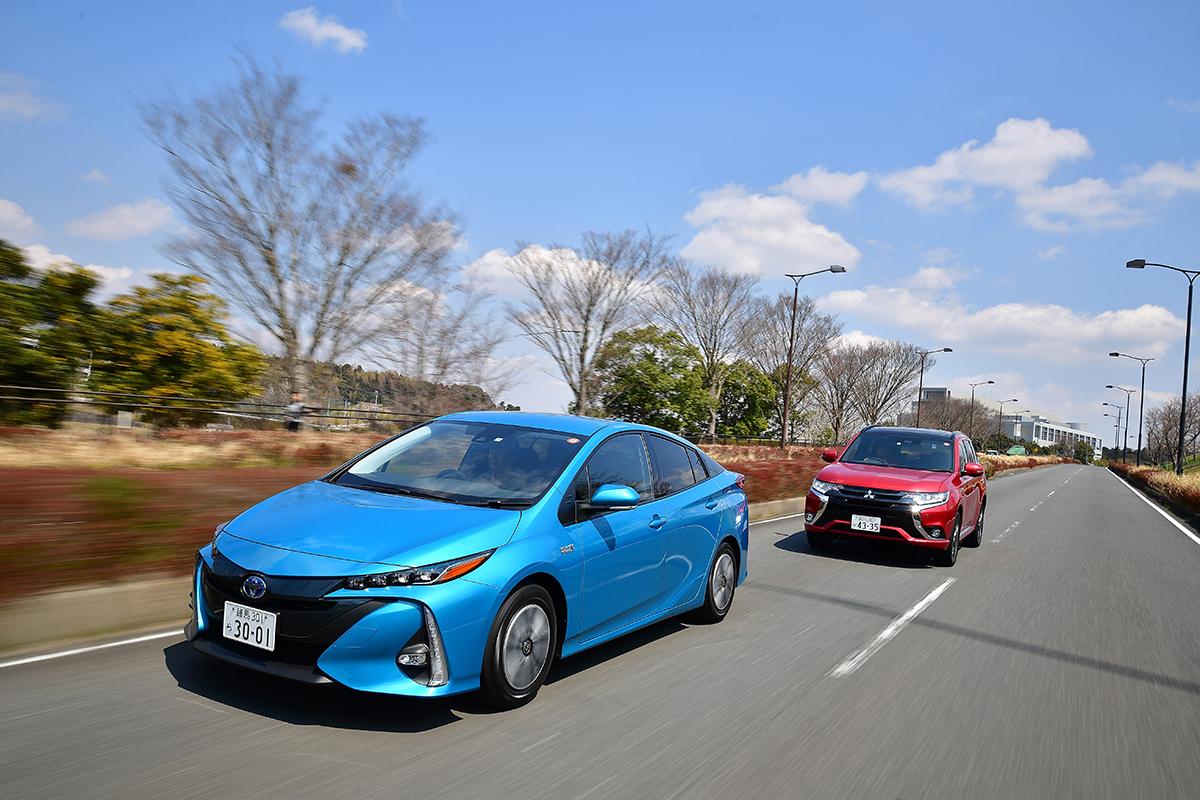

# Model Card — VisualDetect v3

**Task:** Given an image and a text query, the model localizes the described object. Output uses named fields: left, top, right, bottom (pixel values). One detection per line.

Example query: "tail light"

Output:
left=735, top=473, right=746, bottom=490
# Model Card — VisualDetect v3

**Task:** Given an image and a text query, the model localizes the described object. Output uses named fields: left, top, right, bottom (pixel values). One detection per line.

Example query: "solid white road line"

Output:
left=1109, top=470, right=1200, bottom=549
left=0, top=628, right=183, bottom=670
left=829, top=578, right=956, bottom=677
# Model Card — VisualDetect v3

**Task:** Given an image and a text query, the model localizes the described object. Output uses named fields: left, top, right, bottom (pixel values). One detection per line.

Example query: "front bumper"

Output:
left=803, top=489, right=955, bottom=550
left=187, top=547, right=495, bottom=697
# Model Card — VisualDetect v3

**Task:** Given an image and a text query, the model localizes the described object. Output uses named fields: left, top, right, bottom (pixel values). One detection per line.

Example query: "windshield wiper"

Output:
left=481, top=498, right=535, bottom=508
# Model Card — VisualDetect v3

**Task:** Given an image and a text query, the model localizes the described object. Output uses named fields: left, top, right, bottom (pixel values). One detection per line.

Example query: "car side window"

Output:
left=686, top=447, right=707, bottom=483
left=587, top=434, right=653, bottom=502
left=646, top=435, right=697, bottom=498
left=699, top=450, right=725, bottom=477
left=965, top=439, right=978, bottom=464
left=958, top=439, right=971, bottom=473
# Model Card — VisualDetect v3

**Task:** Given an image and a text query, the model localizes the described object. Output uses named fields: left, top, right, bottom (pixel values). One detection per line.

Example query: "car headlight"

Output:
left=908, top=491, right=949, bottom=507
left=811, top=478, right=839, bottom=497
left=344, top=550, right=493, bottom=590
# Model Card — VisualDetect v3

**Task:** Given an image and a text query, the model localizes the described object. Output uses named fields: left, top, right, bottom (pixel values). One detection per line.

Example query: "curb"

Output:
left=0, top=576, right=189, bottom=653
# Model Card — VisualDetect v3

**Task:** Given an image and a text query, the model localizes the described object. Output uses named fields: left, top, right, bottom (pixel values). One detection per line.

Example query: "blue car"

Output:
left=186, top=411, right=748, bottom=708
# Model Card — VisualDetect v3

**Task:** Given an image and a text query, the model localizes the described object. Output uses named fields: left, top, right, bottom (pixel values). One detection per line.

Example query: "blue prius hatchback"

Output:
left=186, top=411, right=748, bottom=708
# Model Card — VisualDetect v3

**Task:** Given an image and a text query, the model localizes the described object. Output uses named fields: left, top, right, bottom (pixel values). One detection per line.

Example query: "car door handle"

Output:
left=648, top=515, right=667, bottom=529
left=705, top=500, right=719, bottom=510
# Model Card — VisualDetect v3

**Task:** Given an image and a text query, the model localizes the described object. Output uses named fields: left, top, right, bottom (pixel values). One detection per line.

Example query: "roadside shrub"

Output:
left=1110, top=461, right=1200, bottom=512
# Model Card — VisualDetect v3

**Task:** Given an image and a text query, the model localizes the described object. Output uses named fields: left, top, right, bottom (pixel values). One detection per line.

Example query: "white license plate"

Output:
left=850, top=514, right=882, bottom=533
left=222, top=601, right=277, bottom=652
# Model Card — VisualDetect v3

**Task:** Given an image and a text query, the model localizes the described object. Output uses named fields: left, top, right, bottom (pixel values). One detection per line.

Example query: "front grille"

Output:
left=200, top=564, right=383, bottom=665
left=822, top=497, right=919, bottom=539
left=836, top=485, right=910, bottom=504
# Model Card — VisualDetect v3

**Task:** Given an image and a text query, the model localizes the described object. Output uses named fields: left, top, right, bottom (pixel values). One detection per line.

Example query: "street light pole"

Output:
left=1105, top=385, right=1135, bottom=463
left=1110, top=352, right=1154, bottom=466
left=781, top=265, right=845, bottom=447
left=995, top=398, right=1019, bottom=448
left=1104, top=407, right=1123, bottom=456
left=967, top=379, right=994, bottom=442
left=1127, top=259, right=1199, bottom=474
left=915, top=347, right=953, bottom=428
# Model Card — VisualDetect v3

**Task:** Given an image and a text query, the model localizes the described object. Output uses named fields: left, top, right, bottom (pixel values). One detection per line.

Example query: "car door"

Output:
left=645, top=435, right=721, bottom=611
left=564, top=433, right=668, bottom=641
left=957, top=438, right=982, bottom=530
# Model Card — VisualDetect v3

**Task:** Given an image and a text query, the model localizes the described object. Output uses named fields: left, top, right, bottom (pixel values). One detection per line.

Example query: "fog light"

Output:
left=928, top=526, right=943, bottom=539
left=805, top=513, right=815, bottom=523
left=397, top=643, right=429, bottom=667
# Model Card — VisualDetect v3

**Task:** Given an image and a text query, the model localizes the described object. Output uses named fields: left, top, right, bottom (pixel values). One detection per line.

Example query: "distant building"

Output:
left=1000, top=412, right=1102, bottom=459
left=909, top=387, right=951, bottom=414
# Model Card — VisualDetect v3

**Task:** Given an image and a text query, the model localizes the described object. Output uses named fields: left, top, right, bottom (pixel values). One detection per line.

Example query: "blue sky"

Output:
left=2, top=1, right=1199, bottom=441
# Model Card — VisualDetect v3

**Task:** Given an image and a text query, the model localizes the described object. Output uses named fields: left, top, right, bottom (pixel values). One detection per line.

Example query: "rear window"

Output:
left=646, top=435, right=697, bottom=497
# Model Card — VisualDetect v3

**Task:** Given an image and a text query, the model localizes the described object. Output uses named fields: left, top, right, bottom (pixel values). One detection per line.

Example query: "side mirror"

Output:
left=586, top=483, right=640, bottom=510
left=821, top=448, right=838, bottom=463
left=963, top=462, right=985, bottom=477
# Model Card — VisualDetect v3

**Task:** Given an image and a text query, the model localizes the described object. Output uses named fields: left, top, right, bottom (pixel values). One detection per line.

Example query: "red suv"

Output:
left=804, top=426, right=986, bottom=567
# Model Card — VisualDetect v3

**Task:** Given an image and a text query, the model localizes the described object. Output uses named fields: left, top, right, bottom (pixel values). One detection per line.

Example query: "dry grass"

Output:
left=978, top=454, right=1076, bottom=477
left=1110, top=462, right=1200, bottom=511
left=0, top=426, right=387, bottom=470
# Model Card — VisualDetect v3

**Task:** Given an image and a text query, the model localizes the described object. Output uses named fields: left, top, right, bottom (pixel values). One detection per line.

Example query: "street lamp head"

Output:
left=986, top=380, right=995, bottom=384
left=1106, top=384, right=1115, bottom=389
left=1109, top=351, right=1121, bottom=357
left=829, top=264, right=846, bottom=273
left=1126, top=259, right=1146, bottom=269
left=942, top=347, right=954, bottom=353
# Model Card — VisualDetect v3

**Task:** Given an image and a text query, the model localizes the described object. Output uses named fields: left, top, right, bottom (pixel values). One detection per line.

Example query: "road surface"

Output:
left=3, top=464, right=1199, bottom=799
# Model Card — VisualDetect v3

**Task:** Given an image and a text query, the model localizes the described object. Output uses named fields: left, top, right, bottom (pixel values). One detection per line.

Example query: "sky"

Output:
left=1, top=0, right=1199, bottom=442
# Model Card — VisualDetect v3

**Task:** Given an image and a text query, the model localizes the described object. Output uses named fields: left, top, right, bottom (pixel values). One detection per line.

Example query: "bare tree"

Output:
left=740, top=293, right=841, bottom=442
left=908, top=397, right=996, bottom=443
left=851, top=341, right=926, bottom=425
left=379, top=278, right=514, bottom=395
left=143, top=57, right=455, bottom=390
left=507, top=230, right=675, bottom=415
left=815, top=345, right=868, bottom=443
left=654, top=262, right=757, bottom=436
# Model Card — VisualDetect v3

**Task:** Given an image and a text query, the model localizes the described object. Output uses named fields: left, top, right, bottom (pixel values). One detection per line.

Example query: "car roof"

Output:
left=437, top=410, right=624, bottom=437
left=860, top=425, right=957, bottom=440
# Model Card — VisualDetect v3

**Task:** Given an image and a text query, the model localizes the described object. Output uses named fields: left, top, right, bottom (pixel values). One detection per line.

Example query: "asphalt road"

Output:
left=3, top=464, right=1200, bottom=800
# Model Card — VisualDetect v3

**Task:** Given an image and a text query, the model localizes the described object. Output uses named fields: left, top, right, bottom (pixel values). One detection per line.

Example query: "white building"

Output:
left=1000, top=413, right=1103, bottom=459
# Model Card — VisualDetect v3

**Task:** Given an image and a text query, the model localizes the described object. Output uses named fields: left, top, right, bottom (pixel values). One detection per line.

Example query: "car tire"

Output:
left=962, top=503, right=984, bottom=548
left=692, top=542, right=738, bottom=624
left=479, top=584, right=557, bottom=710
left=808, top=531, right=833, bottom=550
left=933, top=513, right=961, bottom=567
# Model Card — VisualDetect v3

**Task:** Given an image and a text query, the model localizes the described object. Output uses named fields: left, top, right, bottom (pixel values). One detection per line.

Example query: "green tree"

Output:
left=91, top=274, right=266, bottom=426
left=593, top=326, right=708, bottom=432
left=0, top=240, right=98, bottom=426
left=715, top=360, right=775, bottom=438
left=1072, top=440, right=1094, bottom=464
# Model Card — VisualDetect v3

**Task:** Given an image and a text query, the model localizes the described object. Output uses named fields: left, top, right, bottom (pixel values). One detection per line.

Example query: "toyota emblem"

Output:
left=241, top=575, right=267, bottom=600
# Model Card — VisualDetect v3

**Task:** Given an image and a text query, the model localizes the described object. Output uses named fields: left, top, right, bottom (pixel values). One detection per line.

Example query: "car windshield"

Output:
left=839, top=430, right=954, bottom=473
left=332, top=420, right=586, bottom=506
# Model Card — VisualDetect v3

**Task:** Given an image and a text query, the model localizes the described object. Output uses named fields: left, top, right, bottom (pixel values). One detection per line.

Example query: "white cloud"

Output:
left=1015, top=177, right=1143, bottom=232
left=280, top=7, right=367, bottom=53
left=0, top=198, right=39, bottom=241
left=22, top=243, right=134, bottom=285
left=81, top=168, right=109, bottom=184
left=879, top=117, right=1200, bottom=232
left=65, top=199, right=173, bottom=240
left=1168, top=98, right=1200, bottom=113
left=1037, top=244, right=1065, bottom=261
left=820, top=269, right=1183, bottom=363
left=879, top=118, right=1092, bottom=208
left=1124, top=160, right=1200, bottom=200
left=0, top=73, right=63, bottom=121
left=906, top=266, right=962, bottom=291
left=834, top=330, right=888, bottom=349
left=773, top=166, right=868, bottom=207
left=681, top=185, right=861, bottom=274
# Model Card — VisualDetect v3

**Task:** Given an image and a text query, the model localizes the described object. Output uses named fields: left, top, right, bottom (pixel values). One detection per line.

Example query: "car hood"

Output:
left=819, top=463, right=951, bottom=493
left=221, top=480, right=521, bottom=576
